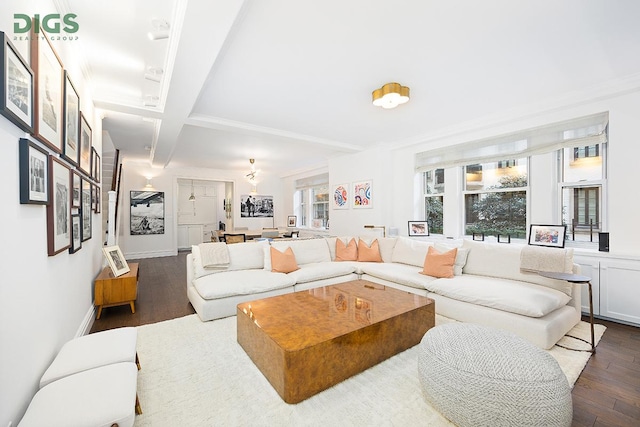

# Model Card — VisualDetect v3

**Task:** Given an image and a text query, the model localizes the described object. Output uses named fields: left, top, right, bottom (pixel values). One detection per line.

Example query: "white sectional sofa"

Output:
left=186, top=236, right=582, bottom=349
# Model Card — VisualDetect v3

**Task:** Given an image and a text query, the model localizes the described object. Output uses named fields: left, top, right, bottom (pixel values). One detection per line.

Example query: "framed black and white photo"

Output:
left=46, top=156, right=71, bottom=256
left=91, top=146, right=100, bottom=181
left=19, top=138, right=48, bottom=204
left=69, top=213, right=82, bottom=254
left=130, top=191, right=165, bottom=235
left=102, top=245, right=130, bottom=277
left=62, top=71, right=79, bottom=166
left=94, top=185, right=101, bottom=213
left=81, top=178, right=92, bottom=241
left=71, top=170, right=81, bottom=208
left=408, top=221, right=429, bottom=237
left=528, top=224, right=567, bottom=248
left=79, top=113, right=92, bottom=176
left=1, top=33, right=33, bottom=133
left=31, top=27, right=64, bottom=152
left=240, top=194, right=273, bottom=218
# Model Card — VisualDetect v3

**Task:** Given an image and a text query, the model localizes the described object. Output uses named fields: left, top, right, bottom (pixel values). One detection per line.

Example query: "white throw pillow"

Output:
left=391, top=237, right=433, bottom=267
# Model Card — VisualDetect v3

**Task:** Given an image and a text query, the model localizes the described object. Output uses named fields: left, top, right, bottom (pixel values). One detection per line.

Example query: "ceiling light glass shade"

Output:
left=372, top=83, right=410, bottom=109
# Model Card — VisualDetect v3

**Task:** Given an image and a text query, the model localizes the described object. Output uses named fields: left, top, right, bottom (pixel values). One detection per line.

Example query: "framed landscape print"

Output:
left=130, top=191, right=165, bottom=235
left=62, top=71, right=79, bottom=166
left=71, top=170, right=81, bottom=208
left=1, top=33, right=33, bottom=133
left=408, top=221, right=429, bottom=237
left=528, top=224, right=567, bottom=248
left=31, top=27, right=64, bottom=152
left=69, top=213, right=82, bottom=254
left=353, top=180, right=372, bottom=208
left=81, top=178, right=92, bottom=241
left=79, top=113, right=92, bottom=175
left=46, top=156, right=71, bottom=256
left=19, top=138, right=48, bottom=204
left=332, top=183, right=349, bottom=210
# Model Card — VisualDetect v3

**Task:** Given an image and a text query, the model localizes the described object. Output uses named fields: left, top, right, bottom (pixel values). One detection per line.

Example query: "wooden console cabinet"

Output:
left=94, top=263, right=139, bottom=319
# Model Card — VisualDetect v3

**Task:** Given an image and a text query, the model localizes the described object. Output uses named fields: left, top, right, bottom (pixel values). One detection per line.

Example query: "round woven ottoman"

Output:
left=418, top=323, right=572, bottom=427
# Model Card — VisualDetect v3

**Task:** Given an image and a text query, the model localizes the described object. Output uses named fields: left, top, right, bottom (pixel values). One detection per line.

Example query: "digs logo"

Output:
left=14, top=13, right=79, bottom=35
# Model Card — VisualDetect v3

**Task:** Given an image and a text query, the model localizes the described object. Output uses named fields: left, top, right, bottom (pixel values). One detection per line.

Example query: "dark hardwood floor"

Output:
left=90, top=252, right=640, bottom=426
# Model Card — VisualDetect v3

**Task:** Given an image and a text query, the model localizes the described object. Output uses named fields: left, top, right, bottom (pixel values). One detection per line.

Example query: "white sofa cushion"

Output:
left=426, top=275, right=571, bottom=318
left=360, top=262, right=439, bottom=290
left=267, top=238, right=331, bottom=269
left=192, top=241, right=267, bottom=279
left=391, top=237, right=434, bottom=267
left=287, top=262, right=357, bottom=284
left=193, top=270, right=295, bottom=300
left=462, top=240, right=573, bottom=296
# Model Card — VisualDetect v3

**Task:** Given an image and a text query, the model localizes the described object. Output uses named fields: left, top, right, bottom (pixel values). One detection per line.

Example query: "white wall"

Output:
left=0, top=4, right=104, bottom=424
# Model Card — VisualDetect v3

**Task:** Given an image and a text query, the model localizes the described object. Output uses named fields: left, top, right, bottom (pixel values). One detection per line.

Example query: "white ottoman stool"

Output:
left=40, top=327, right=139, bottom=388
left=19, top=362, right=139, bottom=427
left=418, top=323, right=572, bottom=427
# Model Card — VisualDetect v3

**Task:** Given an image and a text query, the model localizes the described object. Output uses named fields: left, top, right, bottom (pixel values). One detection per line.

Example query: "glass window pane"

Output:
left=465, top=159, right=527, bottom=191
left=425, top=196, right=443, bottom=234
left=464, top=190, right=527, bottom=238
left=562, top=186, right=600, bottom=242
left=424, top=169, right=445, bottom=194
left=563, top=144, right=602, bottom=182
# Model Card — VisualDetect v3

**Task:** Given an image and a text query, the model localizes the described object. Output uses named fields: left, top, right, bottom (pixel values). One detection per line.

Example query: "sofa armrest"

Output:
left=186, top=253, right=194, bottom=288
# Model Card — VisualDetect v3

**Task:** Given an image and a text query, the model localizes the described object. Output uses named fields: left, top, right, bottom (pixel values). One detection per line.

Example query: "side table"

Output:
left=94, top=263, right=139, bottom=319
left=538, top=271, right=595, bottom=353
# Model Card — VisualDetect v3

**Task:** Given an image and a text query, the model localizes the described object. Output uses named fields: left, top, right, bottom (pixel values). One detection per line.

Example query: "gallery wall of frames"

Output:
left=1, top=29, right=100, bottom=256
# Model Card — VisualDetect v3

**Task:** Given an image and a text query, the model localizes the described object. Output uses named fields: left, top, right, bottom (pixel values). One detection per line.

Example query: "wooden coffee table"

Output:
left=237, top=280, right=435, bottom=403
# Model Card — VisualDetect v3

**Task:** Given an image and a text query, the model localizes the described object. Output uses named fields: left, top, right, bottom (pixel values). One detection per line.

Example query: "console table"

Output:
left=538, top=271, right=595, bottom=353
left=94, top=263, right=139, bottom=319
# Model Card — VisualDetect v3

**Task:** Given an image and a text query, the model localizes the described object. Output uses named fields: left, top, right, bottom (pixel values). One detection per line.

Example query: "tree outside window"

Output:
left=423, top=169, right=444, bottom=234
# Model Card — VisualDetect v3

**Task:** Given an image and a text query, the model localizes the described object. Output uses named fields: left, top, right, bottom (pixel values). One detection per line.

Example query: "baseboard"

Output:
left=76, top=304, right=96, bottom=337
left=124, top=249, right=177, bottom=259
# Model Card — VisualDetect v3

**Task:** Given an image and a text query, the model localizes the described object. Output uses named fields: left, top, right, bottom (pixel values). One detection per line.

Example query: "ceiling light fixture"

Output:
left=372, top=82, right=410, bottom=109
left=148, top=19, right=170, bottom=40
left=246, top=158, right=259, bottom=183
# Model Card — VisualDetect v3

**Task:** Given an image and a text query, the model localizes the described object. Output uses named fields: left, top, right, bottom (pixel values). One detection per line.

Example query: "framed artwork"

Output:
left=528, top=224, right=567, bottom=248
left=78, top=113, right=92, bottom=175
left=408, top=221, right=429, bottom=237
left=71, top=170, right=81, bottom=208
left=69, top=213, right=82, bottom=254
left=240, top=194, right=273, bottom=218
left=31, top=26, right=64, bottom=152
left=62, top=71, right=79, bottom=166
left=102, top=245, right=130, bottom=277
left=353, top=180, right=372, bottom=208
left=332, top=183, right=349, bottom=210
left=91, top=146, right=101, bottom=182
left=287, top=215, right=296, bottom=227
left=46, top=156, right=71, bottom=256
left=81, top=178, right=92, bottom=241
left=94, top=185, right=101, bottom=213
left=130, top=191, right=165, bottom=235
left=18, top=138, right=48, bottom=204
left=91, top=183, right=97, bottom=211
left=1, top=33, right=33, bottom=132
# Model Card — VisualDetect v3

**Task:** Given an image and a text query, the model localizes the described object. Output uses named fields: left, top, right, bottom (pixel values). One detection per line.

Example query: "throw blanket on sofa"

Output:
left=520, top=246, right=570, bottom=274
left=199, top=242, right=230, bottom=270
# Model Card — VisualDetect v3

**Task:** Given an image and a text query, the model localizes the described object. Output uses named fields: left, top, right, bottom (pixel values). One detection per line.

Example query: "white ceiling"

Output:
left=69, top=0, right=640, bottom=177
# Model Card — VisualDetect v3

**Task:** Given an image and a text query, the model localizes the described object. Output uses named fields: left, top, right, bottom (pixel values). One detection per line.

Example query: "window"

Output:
left=560, top=141, right=606, bottom=244
left=423, top=169, right=444, bottom=234
left=463, top=159, right=528, bottom=239
left=294, top=174, right=329, bottom=229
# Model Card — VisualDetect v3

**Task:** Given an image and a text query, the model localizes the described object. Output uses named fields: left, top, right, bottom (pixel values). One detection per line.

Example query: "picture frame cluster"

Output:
left=5, top=25, right=101, bottom=257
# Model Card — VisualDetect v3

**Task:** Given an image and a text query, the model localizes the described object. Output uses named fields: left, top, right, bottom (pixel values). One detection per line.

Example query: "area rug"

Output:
left=133, top=315, right=605, bottom=426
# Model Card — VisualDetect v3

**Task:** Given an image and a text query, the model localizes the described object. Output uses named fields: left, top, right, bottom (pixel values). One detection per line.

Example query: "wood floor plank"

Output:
left=89, top=252, right=640, bottom=426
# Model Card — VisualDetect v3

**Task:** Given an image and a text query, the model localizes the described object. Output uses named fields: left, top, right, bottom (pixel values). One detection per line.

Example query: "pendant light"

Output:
left=188, top=180, right=196, bottom=201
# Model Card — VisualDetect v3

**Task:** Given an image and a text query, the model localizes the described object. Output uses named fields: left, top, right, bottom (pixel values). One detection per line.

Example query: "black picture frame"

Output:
left=31, top=25, right=64, bottom=153
left=69, top=212, right=82, bottom=254
left=47, top=156, right=71, bottom=256
left=130, top=191, right=165, bottom=235
left=0, top=32, right=33, bottom=133
left=62, top=71, right=79, bottom=166
left=528, top=224, right=567, bottom=248
left=71, top=169, right=81, bottom=208
left=79, top=112, right=92, bottom=176
left=19, top=138, right=48, bottom=204
left=408, top=221, right=429, bottom=236
left=81, top=178, right=92, bottom=241
left=473, top=232, right=485, bottom=241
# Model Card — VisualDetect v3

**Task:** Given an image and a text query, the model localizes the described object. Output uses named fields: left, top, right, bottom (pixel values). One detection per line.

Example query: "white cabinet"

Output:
left=599, top=259, right=640, bottom=325
left=177, top=225, right=204, bottom=249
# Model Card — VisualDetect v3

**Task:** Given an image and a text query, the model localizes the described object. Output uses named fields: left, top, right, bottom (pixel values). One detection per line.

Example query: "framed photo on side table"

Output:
left=46, top=156, right=71, bottom=256
left=1, top=32, right=34, bottom=133
left=408, top=221, right=429, bottom=237
left=528, top=224, right=567, bottom=248
left=19, top=138, right=48, bottom=204
left=102, top=245, right=130, bottom=277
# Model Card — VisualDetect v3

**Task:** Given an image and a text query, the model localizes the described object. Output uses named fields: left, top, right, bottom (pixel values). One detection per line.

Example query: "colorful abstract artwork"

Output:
left=332, top=183, right=349, bottom=209
left=353, top=180, right=372, bottom=209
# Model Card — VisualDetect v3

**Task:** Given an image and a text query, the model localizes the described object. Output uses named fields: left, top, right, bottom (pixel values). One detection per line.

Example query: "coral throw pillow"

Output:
left=336, top=238, right=358, bottom=261
left=270, top=246, right=299, bottom=273
left=421, top=246, right=458, bottom=278
left=357, top=239, right=383, bottom=262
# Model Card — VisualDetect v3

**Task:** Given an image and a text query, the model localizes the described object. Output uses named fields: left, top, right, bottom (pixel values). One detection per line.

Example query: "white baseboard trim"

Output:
left=76, top=304, right=96, bottom=337
left=124, top=249, right=177, bottom=259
